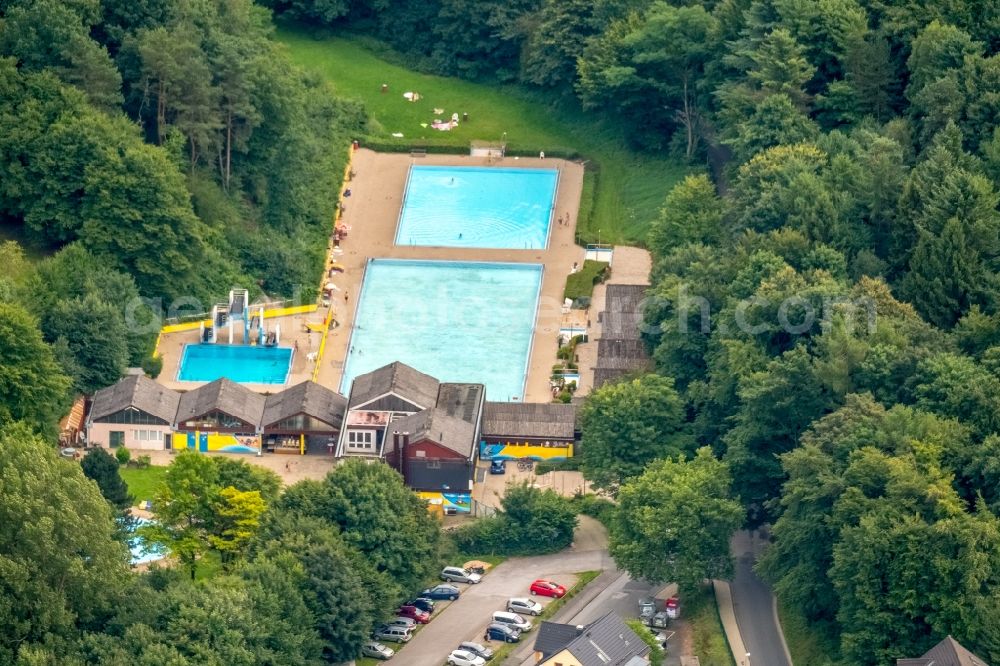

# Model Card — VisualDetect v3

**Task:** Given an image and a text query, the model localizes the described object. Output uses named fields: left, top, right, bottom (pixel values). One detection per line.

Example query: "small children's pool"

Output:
left=178, top=344, right=292, bottom=384
left=395, top=166, right=559, bottom=249
left=341, top=259, right=543, bottom=400
left=129, top=518, right=166, bottom=565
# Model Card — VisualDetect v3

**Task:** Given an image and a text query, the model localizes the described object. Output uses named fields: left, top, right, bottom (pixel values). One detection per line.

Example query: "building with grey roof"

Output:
left=533, top=612, right=651, bottom=666
left=592, top=284, right=651, bottom=389
left=897, top=636, right=989, bottom=666
left=86, top=374, right=180, bottom=450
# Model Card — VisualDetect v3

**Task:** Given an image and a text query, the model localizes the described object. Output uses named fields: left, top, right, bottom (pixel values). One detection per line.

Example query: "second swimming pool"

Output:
left=395, top=166, right=558, bottom=249
left=341, top=259, right=542, bottom=400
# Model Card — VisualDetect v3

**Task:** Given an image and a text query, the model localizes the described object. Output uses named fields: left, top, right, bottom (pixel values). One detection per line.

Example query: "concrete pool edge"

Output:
left=393, top=165, right=559, bottom=250
left=338, top=258, right=544, bottom=398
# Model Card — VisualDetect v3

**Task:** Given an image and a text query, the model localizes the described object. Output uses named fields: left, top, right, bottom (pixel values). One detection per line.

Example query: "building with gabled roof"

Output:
left=337, top=363, right=484, bottom=512
left=533, top=612, right=651, bottom=666
left=173, top=378, right=267, bottom=454
left=261, top=381, right=347, bottom=455
left=87, top=374, right=180, bottom=450
left=479, top=401, right=577, bottom=462
left=897, top=636, right=989, bottom=666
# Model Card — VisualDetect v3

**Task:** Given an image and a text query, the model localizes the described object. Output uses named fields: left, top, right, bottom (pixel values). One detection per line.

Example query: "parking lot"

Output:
left=390, top=521, right=611, bottom=666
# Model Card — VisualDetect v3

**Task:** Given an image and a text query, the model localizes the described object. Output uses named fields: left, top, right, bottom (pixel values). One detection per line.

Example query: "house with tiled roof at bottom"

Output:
left=172, top=378, right=266, bottom=454
left=337, top=363, right=484, bottom=514
left=533, top=611, right=651, bottom=666
left=897, top=635, right=990, bottom=666
left=87, top=374, right=179, bottom=450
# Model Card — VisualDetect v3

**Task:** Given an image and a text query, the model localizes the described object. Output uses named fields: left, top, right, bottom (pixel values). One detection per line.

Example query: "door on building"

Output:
left=109, top=431, right=125, bottom=448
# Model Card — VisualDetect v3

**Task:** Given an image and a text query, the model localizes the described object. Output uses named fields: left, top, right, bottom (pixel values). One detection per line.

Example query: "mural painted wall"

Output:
left=479, top=441, right=573, bottom=461
left=418, top=491, right=472, bottom=514
left=172, top=431, right=261, bottom=454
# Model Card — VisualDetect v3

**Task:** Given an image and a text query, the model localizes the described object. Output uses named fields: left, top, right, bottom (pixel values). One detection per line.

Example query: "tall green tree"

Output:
left=0, top=423, right=129, bottom=663
left=0, top=302, right=70, bottom=435
left=81, top=447, right=133, bottom=511
left=648, top=174, right=725, bottom=256
left=578, top=374, right=688, bottom=493
left=47, top=294, right=129, bottom=393
left=610, top=448, right=743, bottom=594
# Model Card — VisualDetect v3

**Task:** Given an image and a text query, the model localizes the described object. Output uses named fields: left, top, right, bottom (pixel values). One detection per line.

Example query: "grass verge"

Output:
left=564, top=260, right=610, bottom=301
left=275, top=26, right=690, bottom=245
left=487, top=570, right=601, bottom=663
left=777, top=599, right=843, bottom=666
left=690, top=584, right=736, bottom=666
left=120, top=465, right=168, bottom=504
left=626, top=619, right=665, bottom=666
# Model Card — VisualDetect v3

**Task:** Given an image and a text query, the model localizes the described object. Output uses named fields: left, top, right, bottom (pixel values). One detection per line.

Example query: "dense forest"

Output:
left=2, top=0, right=1000, bottom=663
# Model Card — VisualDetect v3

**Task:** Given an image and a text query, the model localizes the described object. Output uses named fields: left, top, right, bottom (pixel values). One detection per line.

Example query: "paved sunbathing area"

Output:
left=315, top=149, right=585, bottom=402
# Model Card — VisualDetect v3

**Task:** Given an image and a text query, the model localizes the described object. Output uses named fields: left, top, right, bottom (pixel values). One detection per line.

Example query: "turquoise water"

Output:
left=178, top=344, right=292, bottom=384
left=396, top=166, right=558, bottom=249
left=128, top=518, right=166, bottom=565
left=341, top=260, right=542, bottom=400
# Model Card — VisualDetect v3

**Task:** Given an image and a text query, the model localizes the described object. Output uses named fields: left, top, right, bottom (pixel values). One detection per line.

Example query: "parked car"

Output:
left=396, top=605, right=431, bottom=623
left=361, top=641, right=395, bottom=660
left=386, top=617, right=417, bottom=629
left=421, top=584, right=461, bottom=600
left=459, top=641, right=495, bottom=660
left=638, top=597, right=656, bottom=619
left=447, top=649, right=486, bottom=666
left=530, top=579, right=566, bottom=598
left=406, top=597, right=435, bottom=613
left=485, top=623, right=521, bottom=643
left=491, top=611, right=533, bottom=633
left=665, top=596, right=680, bottom=619
left=644, top=611, right=669, bottom=629
left=489, top=459, right=506, bottom=474
left=372, top=626, right=411, bottom=643
left=507, top=597, right=543, bottom=616
left=441, top=566, right=482, bottom=584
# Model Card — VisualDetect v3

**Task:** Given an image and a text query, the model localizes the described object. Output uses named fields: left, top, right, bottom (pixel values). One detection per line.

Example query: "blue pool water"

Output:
left=178, top=344, right=292, bottom=384
left=341, top=259, right=542, bottom=399
left=396, top=166, right=558, bottom=249
left=128, top=518, right=166, bottom=565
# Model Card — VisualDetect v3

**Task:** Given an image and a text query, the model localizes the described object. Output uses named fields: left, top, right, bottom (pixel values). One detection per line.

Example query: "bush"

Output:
left=569, top=493, right=616, bottom=528
left=135, top=455, right=152, bottom=469
left=115, top=446, right=131, bottom=466
left=142, top=354, right=164, bottom=378
left=451, top=483, right=577, bottom=556
left=564, top=260, right=610, bottom=301
left=534, top=458, right=582, bottom=475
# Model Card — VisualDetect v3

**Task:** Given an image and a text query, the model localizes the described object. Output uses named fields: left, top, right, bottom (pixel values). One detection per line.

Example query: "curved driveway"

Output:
left=729, top=531, right=792, bottom=666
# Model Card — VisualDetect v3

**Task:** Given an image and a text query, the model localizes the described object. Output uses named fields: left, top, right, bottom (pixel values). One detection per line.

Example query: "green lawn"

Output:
left=120, top=465, right=168, bottom=504
left=689, top=584, right=736, bottom=666
left=275, top=26, right=690, bottom=245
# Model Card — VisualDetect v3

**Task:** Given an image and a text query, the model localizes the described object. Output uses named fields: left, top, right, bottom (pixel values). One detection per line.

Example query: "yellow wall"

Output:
left=172, top=431, right=261, bottom=454
left=159, top=304, right=318, bottom=335
left=481, top=442, right=573, bottom=461
left=542, top=648, right=584, bottom=666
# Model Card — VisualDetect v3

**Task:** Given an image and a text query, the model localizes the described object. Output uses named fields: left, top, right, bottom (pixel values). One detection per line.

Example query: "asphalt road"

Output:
left=398, top=519, right=611, bottom=666
left=730, top=532, right=792, bottom=666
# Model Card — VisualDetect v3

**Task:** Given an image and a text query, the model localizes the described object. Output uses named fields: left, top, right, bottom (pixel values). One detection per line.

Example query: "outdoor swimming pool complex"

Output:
left=178, top=343, right=292, bottom=384
left=341, top=259, right=542, bottom=399
left=395, top=166, right=559, bottom=249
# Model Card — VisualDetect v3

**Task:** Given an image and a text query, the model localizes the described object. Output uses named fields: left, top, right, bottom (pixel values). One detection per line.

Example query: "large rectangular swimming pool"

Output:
left=395, top=166, right=558, bottom=249
left=341, top=259, right=542, bottom=400
left=178, top=344, right=292, bottom=384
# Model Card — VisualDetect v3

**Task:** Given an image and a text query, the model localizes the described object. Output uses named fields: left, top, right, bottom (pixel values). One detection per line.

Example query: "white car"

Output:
left=361, top=641, right=395, bottom=660
left=441, top=566, right=482, bottom=584
left=448, top=649, right=486, bottom=666
left=492, top=610, right=533, bottom=632
left=507, top=597, right=543, bottom=616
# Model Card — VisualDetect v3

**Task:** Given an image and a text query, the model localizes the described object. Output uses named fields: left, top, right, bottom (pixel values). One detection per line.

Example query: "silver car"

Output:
left=361, top=641, right=395, bottom=660
left=441, top=566, right=482, bottom=584
left=507, top=597, right=543, bottom=616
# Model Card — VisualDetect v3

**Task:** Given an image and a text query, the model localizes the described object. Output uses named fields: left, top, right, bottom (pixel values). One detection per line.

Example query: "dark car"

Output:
left=421, top=584, right=461, bottom=600
left=406, top=597, right=436, bottom=613
left=459, top=641, right=495, bottom=660
left=484, top=623, right=520, bottom=643
left=489, top=459, right=506, bottom=474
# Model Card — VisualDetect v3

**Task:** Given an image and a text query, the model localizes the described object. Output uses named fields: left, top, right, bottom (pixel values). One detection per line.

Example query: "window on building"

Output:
left=347, top=430, right=374, bottom=451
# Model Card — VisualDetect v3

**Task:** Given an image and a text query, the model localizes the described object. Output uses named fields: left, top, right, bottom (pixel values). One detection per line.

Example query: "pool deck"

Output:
left=156, top=149, right=586, bottom=402
left=319, top=149, right=585, bottom=402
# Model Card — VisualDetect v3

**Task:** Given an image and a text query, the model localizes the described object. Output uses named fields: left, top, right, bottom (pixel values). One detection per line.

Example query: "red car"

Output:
left=396, top=605, right=431, bottom=624
left=529, top=579, right=566, bottom=598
